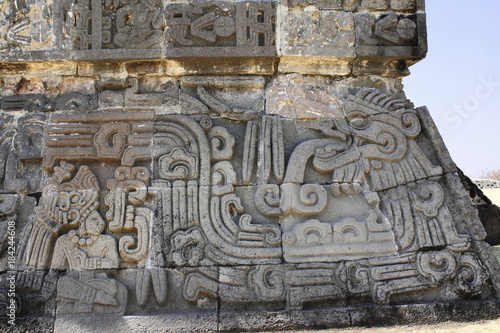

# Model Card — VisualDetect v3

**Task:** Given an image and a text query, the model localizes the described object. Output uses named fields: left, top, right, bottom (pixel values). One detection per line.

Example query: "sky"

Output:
left=402, top=0, right=500, bottom=177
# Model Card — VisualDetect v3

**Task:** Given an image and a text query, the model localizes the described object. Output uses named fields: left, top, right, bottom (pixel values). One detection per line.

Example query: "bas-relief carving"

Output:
left=166, top=1, right=276, bottom=47
left=165, top=2, right=238, bottom=47
left=176, top=88, right=480, bottom=308
left=55, top=271, right=128, bottom=315
left=5, top=84, right=495, bottom=317
left=0, top=114, right=45, bottom=193
left=0, top=0, right=53, bottom=51
left=62, top=0, right=93, bottom=50
left=0, top=77, right=98, bottom=112
left=56, top=0, right=276, bottom=51
left=0, top=0, right=493, bottom=326
left=105, top=166, right=151, bottom=266
left=17, top=161, right=131, bottom=314
left=0, top=0, right=421, bottom=52
left=44, top=111, right=154, bottom=169
left=355, top=12, right=418, bottom=46
left=0, top=92, right=98, bottom=112
left=108, top=0, right=164, bottom=49
left=0, top=0, right=426, bottom=76
left=288, top=0, right=418, bottom=12
left=282, top=0, right=422, bottom=59
left=266, top=84, right=344, bottom=119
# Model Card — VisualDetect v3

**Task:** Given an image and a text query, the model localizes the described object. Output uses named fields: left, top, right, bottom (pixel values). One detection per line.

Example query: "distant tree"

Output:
left=481, top=169, right=500, bottom=181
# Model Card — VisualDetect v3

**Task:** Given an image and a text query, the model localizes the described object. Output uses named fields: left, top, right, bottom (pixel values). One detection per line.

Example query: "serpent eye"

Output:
left=349, top=116, right=369, bottom=130
left=69, top=192, right=81, bottom=204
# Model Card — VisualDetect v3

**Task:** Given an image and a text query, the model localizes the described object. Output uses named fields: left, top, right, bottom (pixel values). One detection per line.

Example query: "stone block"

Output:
left=0, top=114, right=46, bottom=193
left=390, top=0, right=416, bottom=12
left=109, top=268, right=218, bottom=315
left=355, top=12, right=426, bottom=59
left=477, top=204, right=500, bottom=244
left=416, top=106, right=457, bottom=174
left=360, top=0, right=389, bottom=11
left=285, top=11, right=355, bottom=48
left=54, top=313, right=218, bottom=333
left=0, top=195, right=36, bottom=271
left=218, top=308, right=351, bottom=331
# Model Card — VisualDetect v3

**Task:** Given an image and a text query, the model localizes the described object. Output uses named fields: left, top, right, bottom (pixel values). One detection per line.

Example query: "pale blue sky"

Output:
left=403, top=0, right=500, bottom=177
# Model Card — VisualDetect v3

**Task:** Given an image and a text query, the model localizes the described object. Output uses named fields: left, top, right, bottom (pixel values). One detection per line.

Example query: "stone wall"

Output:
left=459, top=169, right=500, bottom=246
left=1, top=0, right=500, bottom=332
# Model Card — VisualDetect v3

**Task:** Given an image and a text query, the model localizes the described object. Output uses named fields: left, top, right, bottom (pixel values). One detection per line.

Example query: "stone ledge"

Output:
left=47, top=299, right=500, bottom=333
left=0, top=55, right=423, bottom=77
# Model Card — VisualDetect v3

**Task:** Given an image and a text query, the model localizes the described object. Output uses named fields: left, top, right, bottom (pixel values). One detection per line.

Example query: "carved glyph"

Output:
left=106, top=166, right=152, bottom=266
left=111, top=0, right=164, bottom=49
left=355, top=12, right=418, bottom=46
left=44, top=111, right=154, bottom=169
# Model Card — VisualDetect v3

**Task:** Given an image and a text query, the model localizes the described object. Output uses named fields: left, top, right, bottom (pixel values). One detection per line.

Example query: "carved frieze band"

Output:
left=0, top=0, right=425, bottom=62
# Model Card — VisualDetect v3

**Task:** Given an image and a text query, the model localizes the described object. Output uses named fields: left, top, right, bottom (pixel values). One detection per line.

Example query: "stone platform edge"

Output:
left=3, top=299, right=500, bottom=332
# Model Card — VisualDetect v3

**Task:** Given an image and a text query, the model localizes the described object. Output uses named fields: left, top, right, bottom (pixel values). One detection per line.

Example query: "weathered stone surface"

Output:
left=459, top=169, right=500, bottom=245
left=54, top=313, right=219, bottom=333
left=0, top=316, right=54, bottom=332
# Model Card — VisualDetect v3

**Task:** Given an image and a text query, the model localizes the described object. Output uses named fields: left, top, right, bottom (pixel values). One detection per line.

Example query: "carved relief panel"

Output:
left=54, top=0, right=277, bottom=52
left=354, top=12, right=420, bottom=47
left=1, top=0, right=498, bottom=328
left=0, top=0, right=426, bottom=76
left=103, top=0, right=164, bottom=49
left=1, top=76, right=496, bottom=320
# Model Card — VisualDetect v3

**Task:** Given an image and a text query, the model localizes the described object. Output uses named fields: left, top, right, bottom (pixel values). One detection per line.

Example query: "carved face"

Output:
left=344, top=91, right=421, bottom=152
left=41, top=188, right=101, bottom=229
left=77, top=210, right=106, bottom=236
left=56, top=191, right=88, bottom=224
left=346, top=110, right=419, bottom=164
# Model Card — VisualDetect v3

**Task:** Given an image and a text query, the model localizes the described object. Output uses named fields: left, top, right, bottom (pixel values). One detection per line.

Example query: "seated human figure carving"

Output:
left=113, top=0, right=164, bottom=48
left=40, top=162, right=127, bottom=315
left=51, top=194, right=127, bottom=315
left=51, top=209, right=119, bottom=271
